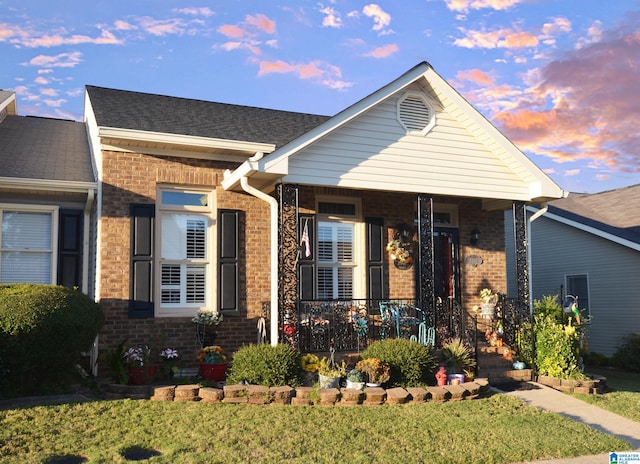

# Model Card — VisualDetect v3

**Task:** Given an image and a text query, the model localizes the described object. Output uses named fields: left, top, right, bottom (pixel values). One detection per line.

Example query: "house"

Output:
left=0, top=91, right=97, bottom=293
left=523, top=185, right=640, bottom=357
left=83, top=61, right=564, bottom=367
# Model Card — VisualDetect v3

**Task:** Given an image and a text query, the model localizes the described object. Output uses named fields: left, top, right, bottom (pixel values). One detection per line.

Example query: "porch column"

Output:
left=417, top=194, right=435, bottom=323
left=276, top=184, right=300, bottom=348
left=512, top=201, right=530, bottom=314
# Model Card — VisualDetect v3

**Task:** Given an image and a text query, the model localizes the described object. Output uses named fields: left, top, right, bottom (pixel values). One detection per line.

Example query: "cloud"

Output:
left=5, top=25, right=123, bottom=47
left=454, top=26, right=538, bottom=49
left=217, top=13, right=276, bottom=55
left=257, top=59, right=352, bottom=90
left=456, top=69, right=495, bottom=86
left=137, top=17, right=187, bottom=36
left=363, top=43, right=398, bottom=58
left=319, top=4, right=342, bottom=28
left=445, top=0, right=524, bottom=13
left=173, top=7, right=215, bottom=17
left=26, top=52, right=83, bottom=68
left=362, top=4, right=391, bottom=32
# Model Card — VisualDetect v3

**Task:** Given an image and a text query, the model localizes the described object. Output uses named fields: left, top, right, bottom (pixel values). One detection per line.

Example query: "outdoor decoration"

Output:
left=356, top=357, right=391, bottom=387
left=197, top=345, right=227, bottom=382
left=479, top=287, right=498, bottom=318
left=193, top=308, right=223, bottom=347
left=386, top=223, right=415, bottom=270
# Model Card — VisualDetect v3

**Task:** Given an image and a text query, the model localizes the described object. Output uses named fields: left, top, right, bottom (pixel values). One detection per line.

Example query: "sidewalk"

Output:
left=505, top=382, right=640, bottom=463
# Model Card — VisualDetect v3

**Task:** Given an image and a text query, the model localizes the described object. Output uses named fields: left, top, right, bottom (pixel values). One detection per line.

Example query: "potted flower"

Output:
left=192, top=309, right=223, bottom=347
left=159, top=347, right=180, bottom=379
left=346, top=368, right=365, bottom=390
left=479, top=288, right=497, bottom=318
left=317, top=357, right=346, bottom=388
left=123, top=345, right=157, bottom=385
left=197, top=345, right=227, bottom=382
left=439, top=338, right=476, bottom=383
left=300, top=353, right=320, bottom=386
left=356, top=358, right=391, bottom=387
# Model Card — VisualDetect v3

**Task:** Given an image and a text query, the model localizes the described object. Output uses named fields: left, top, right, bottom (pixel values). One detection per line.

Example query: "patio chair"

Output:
left=379, top=302, right=425, bottom=339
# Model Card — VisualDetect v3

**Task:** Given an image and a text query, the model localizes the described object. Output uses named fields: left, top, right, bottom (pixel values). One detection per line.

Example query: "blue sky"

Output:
left=1, top=0, right=639, bottom=194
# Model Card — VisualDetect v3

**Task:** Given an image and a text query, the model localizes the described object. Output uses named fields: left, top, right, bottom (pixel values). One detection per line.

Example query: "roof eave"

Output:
left=0, top=176, right=97, bottom=193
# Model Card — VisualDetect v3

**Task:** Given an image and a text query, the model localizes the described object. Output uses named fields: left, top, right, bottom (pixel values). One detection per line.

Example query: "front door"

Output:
left=433, top=228, right=460, bottom=302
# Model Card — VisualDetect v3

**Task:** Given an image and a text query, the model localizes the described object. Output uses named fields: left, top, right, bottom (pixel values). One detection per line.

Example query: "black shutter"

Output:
left=218, top=209, right=239, bottom=312
left=366, top=217, right=385, bottom=300
left=129, top=204, right=154, bottom=318
left=57, top=209, right=83, bottom=289
left=298, top=214, right=315, bottom=300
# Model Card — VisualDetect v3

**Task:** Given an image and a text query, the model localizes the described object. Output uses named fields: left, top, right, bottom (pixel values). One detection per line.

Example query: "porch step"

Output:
left=477, top=343, right=533, bottom=386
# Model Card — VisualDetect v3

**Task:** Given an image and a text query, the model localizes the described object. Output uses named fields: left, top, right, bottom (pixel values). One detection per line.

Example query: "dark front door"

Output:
left=432, top=228, right=460, bottom=301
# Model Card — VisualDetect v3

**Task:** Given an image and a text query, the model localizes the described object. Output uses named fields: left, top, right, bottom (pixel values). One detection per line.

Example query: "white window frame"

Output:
left=0, top=204, right=58, bottom=284
left=316, top=197, right=363, bottom=300
left=564, top=273, right=591, bottom=319
left=155, top=187, right=215, bottom=318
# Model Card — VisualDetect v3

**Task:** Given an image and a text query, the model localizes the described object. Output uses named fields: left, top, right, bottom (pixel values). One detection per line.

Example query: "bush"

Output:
left=533, top=295, right=563, bottom=323
left=0, top=284, right=104, bottom=395
left=226, top=343, right=301, bottom=386
left=360, top=339, right=436, bottom=387
left=534, top=314, right=586, bottom=379
left=612, top=333, right=640, bottom=371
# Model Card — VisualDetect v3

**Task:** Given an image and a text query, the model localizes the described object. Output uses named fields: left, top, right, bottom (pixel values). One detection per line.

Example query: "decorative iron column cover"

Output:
left=417, top=194, right=435, bottom=322
left=276, top=184, right=299, bottom=347
left=512, top=201, right=530, bottom=314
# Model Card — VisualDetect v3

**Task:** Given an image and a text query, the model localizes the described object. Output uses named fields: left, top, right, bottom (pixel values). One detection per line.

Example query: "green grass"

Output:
left=0, top=394, right=630, bottom=463
left=573, top=368, right=640, bottom=422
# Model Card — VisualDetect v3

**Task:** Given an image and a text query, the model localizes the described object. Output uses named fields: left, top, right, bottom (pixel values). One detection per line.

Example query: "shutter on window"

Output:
left=366, top=217, right=385, bottom=300
left=219, top=209, right=239, bottom=312
left=129, top=204, right=154, bottom=318
left=57, top=209, right=83, bottom=289
left=298, top=214, right=315, bottom=300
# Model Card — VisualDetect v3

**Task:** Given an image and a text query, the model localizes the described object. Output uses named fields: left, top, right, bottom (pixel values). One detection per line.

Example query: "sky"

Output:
left=1, top=0, right=639, bottom=194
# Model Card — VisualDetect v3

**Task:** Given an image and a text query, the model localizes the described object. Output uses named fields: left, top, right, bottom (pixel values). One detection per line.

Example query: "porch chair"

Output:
left=379, top=302, right=425, bottom=339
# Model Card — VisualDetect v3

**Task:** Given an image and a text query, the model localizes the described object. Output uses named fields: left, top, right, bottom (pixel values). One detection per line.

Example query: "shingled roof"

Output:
left=86, top=85, right=330, bottom=150
left=0, top=116, right=94, bottom=183
left=546, top=184, right=640, bottom=245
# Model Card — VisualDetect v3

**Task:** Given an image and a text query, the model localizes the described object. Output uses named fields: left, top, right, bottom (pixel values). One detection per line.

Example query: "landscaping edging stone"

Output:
left=536, top=374, right=607, bottom=394
left=104, top=378, right=493, bottom=405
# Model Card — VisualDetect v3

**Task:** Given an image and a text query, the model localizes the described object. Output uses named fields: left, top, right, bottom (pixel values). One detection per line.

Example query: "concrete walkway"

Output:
left=505, top=382, right=640, bottom=463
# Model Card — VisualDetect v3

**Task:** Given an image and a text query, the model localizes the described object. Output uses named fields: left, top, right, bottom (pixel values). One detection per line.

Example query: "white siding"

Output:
left=284, top=92, right=532, bottom=200
left=530, top=216, right=640, bottom=357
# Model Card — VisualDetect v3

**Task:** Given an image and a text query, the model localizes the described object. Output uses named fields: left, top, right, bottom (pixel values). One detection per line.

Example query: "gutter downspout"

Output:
left=527, top=204, right=548, bottom=314
left=82, top=188, right=99, bottom=376
left=239, top=154, right=279, bottom=346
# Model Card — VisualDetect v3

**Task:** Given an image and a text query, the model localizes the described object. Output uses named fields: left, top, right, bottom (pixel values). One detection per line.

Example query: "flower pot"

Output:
left=346, top=380, right=365, bottom=390
left=127, top=365, right=158, bottom=385
left=318, top=373, right=341, bottom=389
left=448, top=374, right=465, bottom=385
left=366, top=382, right=382, bottom=388
left=480, top=303, right=495, bottom=318
left=200, top=363, right=227, bottom=382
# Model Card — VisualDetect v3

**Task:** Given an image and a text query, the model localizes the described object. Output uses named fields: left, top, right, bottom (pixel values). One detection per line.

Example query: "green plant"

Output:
left=360, top=338, right=436, bottom=387
left=300, top=353, right=320, bottom=372
left=612, top=333, right=640, bottom=371
left=191, top=308, right=223, bottom=326
left=356, top=357, right=391, bottom=384
left=439, top=338, right=476, bottom=374
left=533, top=295, right=563, bottom=323
left=535, top=314, right=587, bottom=380
left=197, top=345, right=226, bottom=364
left=346, top=368, right=364, bottom=383
left=226, top=343, right=300, bottom=386
left=317, top=357, right=347, bottom=378
left=0, top=284, right=104, bottom=394
left=104, top=340, right=128, bottom=384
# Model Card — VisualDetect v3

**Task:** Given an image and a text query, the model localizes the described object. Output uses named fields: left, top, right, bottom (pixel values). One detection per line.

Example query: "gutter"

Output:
left=527, top=205, right=548, bottom=314
left=238, top=153, right=279, bottom=346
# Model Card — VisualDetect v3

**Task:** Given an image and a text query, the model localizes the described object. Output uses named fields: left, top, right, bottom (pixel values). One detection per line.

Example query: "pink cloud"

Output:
left=217, top=13, right=276, bottom=56
left=362, top=4, right=391, bottom=32
left=27, top=52, right=83, bottom=68
left=364, top=43, right=398, bottom=58
left=137, top=17, right=186, bottom=36
left=445, top=0, right=524, bottom=13
left=173, top=7, right=215, bottom=17
left=245, top=14, right=276, bottom=34
left=457, top=68, right=495, bottom=86
left=257, top=59, right=352, bottom=90
left=454, top=27, right=537, bottom=49
left=218, top=24, right=245, bottom=39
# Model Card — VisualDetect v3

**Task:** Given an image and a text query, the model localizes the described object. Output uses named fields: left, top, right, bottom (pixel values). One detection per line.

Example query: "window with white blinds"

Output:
left=0, top=209, right=54, bottom=284
left=317, top=221, right=355, bottom=299
left=158, top=189, right=211, bottom=314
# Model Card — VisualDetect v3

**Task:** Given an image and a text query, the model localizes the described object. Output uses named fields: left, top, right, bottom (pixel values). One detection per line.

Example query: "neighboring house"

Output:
left=0, top=91, right=97, bottom=293
left=83, top=61, right=565, bottom=366
left=524, top=185, right=640, bottom=357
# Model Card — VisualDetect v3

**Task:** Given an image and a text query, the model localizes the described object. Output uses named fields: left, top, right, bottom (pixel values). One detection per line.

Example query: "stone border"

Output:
left=536, top=374, right=608, bottom=394
left=105, top=378, right=492, bottom=405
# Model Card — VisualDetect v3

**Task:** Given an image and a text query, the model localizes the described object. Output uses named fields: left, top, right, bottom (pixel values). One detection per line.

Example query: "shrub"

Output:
left=535, top=314, right=587, bottom=379
left=533, top=295, right=563, bottom=323
left=226, top=343, right=301, bottom=387
left=612, top=333, right=640, bottom=371
left=0, top=284, right=104, bottom=395
left=360, top=339, right=436, bottom=387
left=439, top=338, right=476, bottom=374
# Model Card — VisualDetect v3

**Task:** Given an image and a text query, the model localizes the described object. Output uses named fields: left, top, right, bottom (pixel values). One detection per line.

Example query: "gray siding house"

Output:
left=512, top=185, right=640, bottom=357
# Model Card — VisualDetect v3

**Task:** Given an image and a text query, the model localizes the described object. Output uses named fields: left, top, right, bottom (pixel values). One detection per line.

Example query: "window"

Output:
left=316, top=198, right=361, bottom=300
left=157, top=189, right=212, bottom=316
left=565, top=274, right=590, bottom=319
left=0, top=206, right=57, bottom=284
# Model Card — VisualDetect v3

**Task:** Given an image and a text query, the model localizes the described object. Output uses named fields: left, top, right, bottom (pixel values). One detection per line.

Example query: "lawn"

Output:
left=575, top=368, right=640, bottom=422
left=0, top=394, right=630, bottom=463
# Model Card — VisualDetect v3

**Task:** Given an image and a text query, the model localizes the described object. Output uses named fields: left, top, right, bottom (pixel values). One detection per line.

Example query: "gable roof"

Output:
left=222, top=62, right=565, bottom=205
left=85, top=85, right=330, bottom=156
left=540, top=184, right=640, bottom=248
left=0, top=91, right=17, bottom=120
left=0, top=116, right=95, bottom=190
